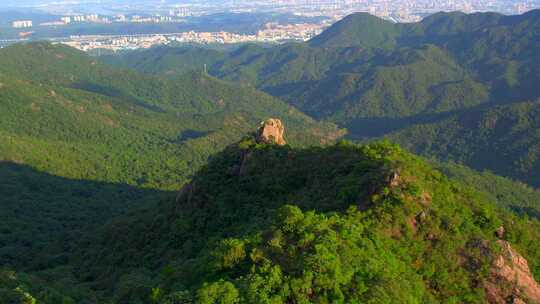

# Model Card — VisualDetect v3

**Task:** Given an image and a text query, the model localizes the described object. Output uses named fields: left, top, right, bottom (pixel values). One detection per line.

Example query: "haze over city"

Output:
left=2, top=0, right=539, bottom=16
left=1, top=0, right=539, bottom=51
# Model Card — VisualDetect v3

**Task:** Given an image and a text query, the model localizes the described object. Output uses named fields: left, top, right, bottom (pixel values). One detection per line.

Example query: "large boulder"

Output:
left=257, top=118, right=286, bottom=146
left=485, top=240, right=540, bottom=304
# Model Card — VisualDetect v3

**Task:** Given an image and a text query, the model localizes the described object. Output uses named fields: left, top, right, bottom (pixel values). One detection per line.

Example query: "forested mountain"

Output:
left=2, top=10, right=540, bottom=304
left=103, top=10, right=540, bottom=186
left=104, top=9, right=540, bottom=121
left=13, top=120, right=538, bottom=303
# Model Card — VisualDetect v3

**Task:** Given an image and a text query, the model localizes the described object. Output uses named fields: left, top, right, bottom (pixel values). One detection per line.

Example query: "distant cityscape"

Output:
left=59, top=22, right=327, bottom=52
left=2, top=0, right=539, bottom=51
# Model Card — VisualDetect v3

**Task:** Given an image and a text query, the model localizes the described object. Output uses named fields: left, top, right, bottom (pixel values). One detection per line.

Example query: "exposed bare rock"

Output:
left=257, top=118, right=286, bottom=145
left=388, top=171, right=402, bottom=187
left=496, top=226, right=505, bottom=239
left=421, top=191, right=432, bottom=206
left=486, top=240, right=540, bottom=304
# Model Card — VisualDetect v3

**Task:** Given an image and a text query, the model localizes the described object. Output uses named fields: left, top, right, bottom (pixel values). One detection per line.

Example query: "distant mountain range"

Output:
left=104, top=9, right=540, bottom=186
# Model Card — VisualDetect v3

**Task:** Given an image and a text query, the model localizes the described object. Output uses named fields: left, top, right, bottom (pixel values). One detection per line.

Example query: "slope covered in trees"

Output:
left=104, top=10, right=540, bottom=122
left=103, top=10, right=540, bottom=186
left=388, top=99, right=540, bottom=187
left=0, top=42, right=342, bottom=190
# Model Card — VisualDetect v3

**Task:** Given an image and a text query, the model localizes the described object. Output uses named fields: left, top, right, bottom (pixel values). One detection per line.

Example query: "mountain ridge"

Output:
left=74, top=120, right=540, bottom=303
left=102, top=9, right=540, bottom=186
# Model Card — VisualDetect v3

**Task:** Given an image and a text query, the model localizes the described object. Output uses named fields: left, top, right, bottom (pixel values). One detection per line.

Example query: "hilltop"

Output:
left=308, top=12, right=400, bottom=49
left=69, top=120, right=540, bottom=303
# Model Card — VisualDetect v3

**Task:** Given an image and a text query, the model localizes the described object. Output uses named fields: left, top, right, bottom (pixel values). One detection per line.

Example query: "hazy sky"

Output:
left=1, top=0, right=538, bottom=13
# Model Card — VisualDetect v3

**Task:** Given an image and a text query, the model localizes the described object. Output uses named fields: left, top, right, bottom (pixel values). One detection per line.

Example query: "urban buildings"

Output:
left=12, top=20, right=33, bottom=28
left=59, top=21, right=326, bottom=52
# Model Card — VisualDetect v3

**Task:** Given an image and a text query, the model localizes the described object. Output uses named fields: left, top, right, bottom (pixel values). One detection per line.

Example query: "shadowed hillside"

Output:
left=389, top=99, right=540, bottom=186
left=2, top=119, right=540, bottom=303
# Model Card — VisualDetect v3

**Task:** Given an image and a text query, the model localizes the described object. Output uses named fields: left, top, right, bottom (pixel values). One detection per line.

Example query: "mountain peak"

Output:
left=308, top=12, right=398, bottom=48
left=256, top=118, right=286, bottom=145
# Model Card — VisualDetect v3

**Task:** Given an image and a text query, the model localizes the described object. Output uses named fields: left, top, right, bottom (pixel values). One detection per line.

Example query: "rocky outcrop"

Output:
left=388, top=171, right=402, bottom=187
left=496, top=226, right=505, bottom=239
left=177, top=119, right=287, bottom=209
left=485, top=240, right=540, bottom=304
left=257, top=118, right=286, bottom=145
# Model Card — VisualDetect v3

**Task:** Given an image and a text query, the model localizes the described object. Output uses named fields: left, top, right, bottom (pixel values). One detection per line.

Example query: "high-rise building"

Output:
left=86, top=14, right=99, bottom=22
left=115, top=15, right=127, bottom=22
left=12, top=20, right=33, bottom=28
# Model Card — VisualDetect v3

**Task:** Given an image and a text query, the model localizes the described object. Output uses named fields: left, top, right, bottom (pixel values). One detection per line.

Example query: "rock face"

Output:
left=176, top=182, right=200, bottom=208
left=257, top=118, right=286, bottom=145
left=485, top=240, right=540, bottom=304
left=496, top=226, right=505, bottom=239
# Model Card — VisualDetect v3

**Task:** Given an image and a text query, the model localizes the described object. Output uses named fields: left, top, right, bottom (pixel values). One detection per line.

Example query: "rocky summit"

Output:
left=256, top=118, right=286, bottom=145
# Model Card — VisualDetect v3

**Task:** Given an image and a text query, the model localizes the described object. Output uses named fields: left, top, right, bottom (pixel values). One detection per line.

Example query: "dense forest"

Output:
left=1, top=9, right=540, bottom=304
left=104, top=9, right=540, bottom=186
left=4, top=120, right=540, bottom=303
